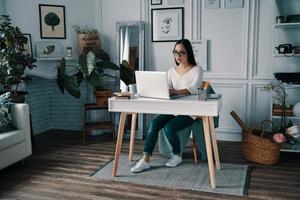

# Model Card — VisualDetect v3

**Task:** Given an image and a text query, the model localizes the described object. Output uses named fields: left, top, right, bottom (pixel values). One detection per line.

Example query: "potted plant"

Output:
left=261, top=80, right=292, bottom=130
left=120, top=60, right=136, bottom=93
left=0, top=15, right=36, bottom=102
left=57, top=48, right=119, bottom=106
left=73, top=25, right=101, bottom=55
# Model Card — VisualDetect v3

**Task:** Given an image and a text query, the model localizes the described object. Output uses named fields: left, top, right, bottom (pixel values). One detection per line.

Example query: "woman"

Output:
left=131, top=39, right=203, bottom=173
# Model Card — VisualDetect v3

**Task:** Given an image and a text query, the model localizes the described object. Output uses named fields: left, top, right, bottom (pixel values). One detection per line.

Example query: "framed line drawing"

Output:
left=22, top=34, right=33, bottom=57
left=35, top=41, right=63, bottom=58
left=151, top=0, right=162, bottom=5
left=39, top=4, right=66, bottom=39
left=151, top=7, right=184, bottom=42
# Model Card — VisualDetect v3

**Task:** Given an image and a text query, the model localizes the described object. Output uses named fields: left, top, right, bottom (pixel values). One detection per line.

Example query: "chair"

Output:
left=158, top=82, right=219, bottom=163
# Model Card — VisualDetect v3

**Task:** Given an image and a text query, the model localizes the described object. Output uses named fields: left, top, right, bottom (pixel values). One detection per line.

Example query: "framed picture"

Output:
left=22, top=34, right=33, bottom=57
left=151, top=7, right=184, bottom=42
left=39, top=4, right=66, bottom=39
left=224, top=0, right=244, bottom=8
left=205, top=0, right=220, bottom=9
left=167, top=0, right=185, bottom=6
left=35, top=41, right=62, bottom=58
left=190, top=39, right=208, bottom=71
left=151, top=0, right=162, bottom=5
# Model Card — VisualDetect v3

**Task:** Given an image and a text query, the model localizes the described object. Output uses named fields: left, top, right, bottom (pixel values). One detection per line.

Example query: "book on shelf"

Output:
left=272, top=109, right=293, bottom=116
left=114, top=92, right=131, bottom=99
left=272, top=104, right=294, bottom=116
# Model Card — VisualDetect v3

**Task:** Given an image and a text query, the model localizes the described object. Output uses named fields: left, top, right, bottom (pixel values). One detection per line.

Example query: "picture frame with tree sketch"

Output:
left=39, top=4, right=66, bottom=39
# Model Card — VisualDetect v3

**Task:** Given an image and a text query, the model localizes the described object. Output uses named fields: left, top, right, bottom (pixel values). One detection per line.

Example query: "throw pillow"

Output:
left=0, top=92, right=14, bottom=133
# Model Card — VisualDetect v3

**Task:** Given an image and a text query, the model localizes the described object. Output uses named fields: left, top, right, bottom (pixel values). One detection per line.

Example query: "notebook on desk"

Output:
left=135, top=71, right=185, bottom=100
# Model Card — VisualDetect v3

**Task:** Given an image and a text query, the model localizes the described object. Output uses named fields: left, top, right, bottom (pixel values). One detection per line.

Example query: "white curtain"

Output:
left=119, top=26, right=131, bottom=91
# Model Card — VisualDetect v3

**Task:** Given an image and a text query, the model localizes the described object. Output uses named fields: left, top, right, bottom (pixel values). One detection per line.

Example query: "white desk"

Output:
left=108, top=95, right=222, bottom=189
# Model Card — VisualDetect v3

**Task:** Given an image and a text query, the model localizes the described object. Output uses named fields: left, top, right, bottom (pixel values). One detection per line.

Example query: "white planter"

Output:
left=293, top=102, right=300, bottom=116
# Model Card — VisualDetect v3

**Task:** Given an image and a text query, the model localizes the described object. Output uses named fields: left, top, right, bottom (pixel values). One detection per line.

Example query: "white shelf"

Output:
left=274, top=22, right=300, bottom=29
left=272, top=115, right=300, bottom=120
left=283, top=84, right=300, bottom=89
left=273, top=53, right=300, bottom=57
left=35, top=57, right=76, bottom=61
left=281, top=143, right=300, bottom=153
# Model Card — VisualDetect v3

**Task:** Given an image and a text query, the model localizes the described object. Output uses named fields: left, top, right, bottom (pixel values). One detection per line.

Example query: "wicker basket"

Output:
left=242, top=120, right=281, bottom=165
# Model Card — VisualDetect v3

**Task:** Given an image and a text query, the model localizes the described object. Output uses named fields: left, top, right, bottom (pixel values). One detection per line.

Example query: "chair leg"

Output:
left=111, top=127, right=115, bottom=143
left=192, top=135, right=198, bottom=164
left=82, top=129, right=86, bottom=144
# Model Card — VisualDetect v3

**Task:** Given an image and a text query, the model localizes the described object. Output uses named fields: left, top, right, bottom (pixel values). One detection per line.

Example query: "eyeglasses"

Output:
left=172, top=50, right=186, bottom=57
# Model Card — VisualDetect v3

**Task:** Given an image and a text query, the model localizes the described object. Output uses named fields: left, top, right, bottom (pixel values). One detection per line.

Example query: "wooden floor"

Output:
left=0, top=130, right=299, bottom=200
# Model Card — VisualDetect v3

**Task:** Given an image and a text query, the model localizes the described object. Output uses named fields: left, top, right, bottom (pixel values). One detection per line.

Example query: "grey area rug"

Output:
left=92, top=155, right=250, bottom=196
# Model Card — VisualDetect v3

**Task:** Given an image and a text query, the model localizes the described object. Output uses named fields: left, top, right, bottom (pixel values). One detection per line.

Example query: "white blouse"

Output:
left=167, top=65, right=203, bottom=95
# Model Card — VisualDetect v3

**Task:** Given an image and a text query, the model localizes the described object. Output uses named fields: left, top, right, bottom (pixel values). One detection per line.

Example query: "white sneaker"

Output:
left=130, top=159, right=150, bottom=173
left=166, top=154, right=182, bottom=167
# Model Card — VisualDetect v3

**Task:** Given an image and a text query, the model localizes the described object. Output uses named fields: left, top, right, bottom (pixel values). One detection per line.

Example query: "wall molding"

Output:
left=216, top=129, right=242, bottom=141
left=212, top=82, right=247, bottom=141
left=248, top=83, right=272, bottom=125
left=205, top=0, right=250, bottom=80
left=241, top=0, right=251, bottom=80
left=251, top=0, right=273, bottom=80
left=0, top=0, right=6, bottom=15
left=94, top=0, right=103, bottom=40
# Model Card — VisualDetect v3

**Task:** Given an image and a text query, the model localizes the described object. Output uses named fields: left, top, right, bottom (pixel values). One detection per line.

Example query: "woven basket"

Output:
left=242, top=120, right=281, bottom=165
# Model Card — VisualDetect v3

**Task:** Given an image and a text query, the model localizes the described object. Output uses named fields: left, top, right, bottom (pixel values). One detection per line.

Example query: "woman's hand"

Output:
left=169, top=88, right=190, bottom=96
left=169, top=88, right=177, bottom=96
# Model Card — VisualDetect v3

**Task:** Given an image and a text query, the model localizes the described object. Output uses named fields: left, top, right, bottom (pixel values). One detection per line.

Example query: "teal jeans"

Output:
left=144, top=114, right=194, bottom=156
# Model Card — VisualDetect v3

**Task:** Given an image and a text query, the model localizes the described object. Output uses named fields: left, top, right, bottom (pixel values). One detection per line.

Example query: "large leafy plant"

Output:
left=0, top=15, right=36, bottom=96
left=120, top=60, right=136, bottom=85
left=57, top=48, right=119, bottom=98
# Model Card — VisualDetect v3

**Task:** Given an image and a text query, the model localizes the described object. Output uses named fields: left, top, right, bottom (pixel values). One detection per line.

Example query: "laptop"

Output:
left=135, top=71, right=184, bottom=100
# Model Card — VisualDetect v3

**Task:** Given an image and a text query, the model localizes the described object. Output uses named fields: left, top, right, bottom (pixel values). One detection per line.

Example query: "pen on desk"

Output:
left=202, top=81, right=209, bottom=90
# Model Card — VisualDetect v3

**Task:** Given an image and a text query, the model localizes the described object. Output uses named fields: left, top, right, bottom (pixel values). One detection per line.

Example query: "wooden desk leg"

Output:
left=112, top=112, right=127, bottom=177
left=209, top=116, right=221, bottom=170
left=201, top=116, right=216, bottom=189
left=129, top=113, right=137, bottom=162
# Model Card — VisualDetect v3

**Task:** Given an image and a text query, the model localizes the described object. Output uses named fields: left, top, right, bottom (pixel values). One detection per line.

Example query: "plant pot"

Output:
left=10, top=91, right=27, bottom=103
left=94, top=90, right=113, bottom=106
left=77, top=33, right=101, bottom=55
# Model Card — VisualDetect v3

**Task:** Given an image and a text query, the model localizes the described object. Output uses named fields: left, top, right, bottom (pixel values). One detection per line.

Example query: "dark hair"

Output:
left=173, top=39, right=197, bottom=66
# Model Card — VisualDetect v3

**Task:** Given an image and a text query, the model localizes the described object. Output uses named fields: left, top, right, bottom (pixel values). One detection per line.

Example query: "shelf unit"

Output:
left=274, top=22, right=300, bottom=29
left=272, top=21, right=300, bottom=153
left=35, top=56, right=75, bottom=61
left=82, top=103, right=115, bottom=143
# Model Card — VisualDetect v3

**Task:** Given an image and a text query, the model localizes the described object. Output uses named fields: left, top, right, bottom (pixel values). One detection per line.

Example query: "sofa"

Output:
left=0, top=103, right=32, bottom=170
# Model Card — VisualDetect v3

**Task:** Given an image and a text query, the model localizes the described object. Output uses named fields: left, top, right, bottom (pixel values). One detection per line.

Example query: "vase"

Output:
left=293, top=102, right=300, bottom=116
left=77, top=33, right=101, bottom=55
left=129, top=84, right=137, bottom=95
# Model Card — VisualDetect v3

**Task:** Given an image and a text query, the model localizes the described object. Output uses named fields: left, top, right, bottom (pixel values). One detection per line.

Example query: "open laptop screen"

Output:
left=135, top=71, right=170, bottom=99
